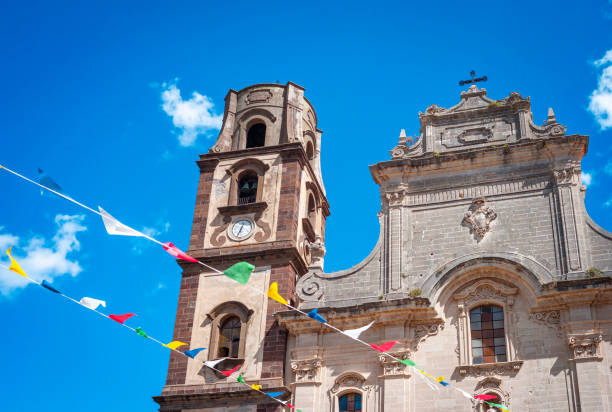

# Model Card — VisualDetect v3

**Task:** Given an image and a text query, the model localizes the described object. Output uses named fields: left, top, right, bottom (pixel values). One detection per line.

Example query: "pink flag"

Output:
left=109, top=313, right=135, bottom=324
left=221, top=364, right=242, bottom=377
left=474, top=394, right=498, bottom=400
left=370, top=341, right=399, bottom=352
left=162, top=242, right=198, bottom=263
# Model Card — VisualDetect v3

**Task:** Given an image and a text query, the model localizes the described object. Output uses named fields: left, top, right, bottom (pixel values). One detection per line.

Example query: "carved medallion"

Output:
left=463, top=197, right=497, bottom=239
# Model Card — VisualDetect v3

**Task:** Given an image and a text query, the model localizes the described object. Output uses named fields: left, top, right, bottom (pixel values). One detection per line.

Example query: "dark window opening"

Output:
left=470, top=305, right=506, bottom=364
left=306, top=141, right=314, bottom=160
left=237, top=173, right=258, bottom=205
left=307, top=194, right=316, bottom=225
left=218, top=316, right=241, bottom=358
left=339, top=393, right=362, bottom=412
left=246, top=123, right=266, bottom=148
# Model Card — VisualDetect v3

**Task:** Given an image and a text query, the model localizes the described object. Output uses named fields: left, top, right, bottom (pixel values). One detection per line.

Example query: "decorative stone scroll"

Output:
left=568, top=334, right=603, bottom=361
left=553, top=167, right=580, bottom=186
left=330, top=372, right=371, bottom=394
left=410, top=322, right=445, bottom=351
left=457, top=361, right=523, bottom=377
left=291, top=357, right=323, bottom=384
left=529, top=310, right=562, bottom=335
left=463, top=197, right=497, bottom=240
left=378, top=351, right=412, bottom=376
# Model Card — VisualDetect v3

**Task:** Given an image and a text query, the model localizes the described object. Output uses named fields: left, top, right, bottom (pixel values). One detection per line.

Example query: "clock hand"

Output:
left=237, top=225, right=245, bottom=237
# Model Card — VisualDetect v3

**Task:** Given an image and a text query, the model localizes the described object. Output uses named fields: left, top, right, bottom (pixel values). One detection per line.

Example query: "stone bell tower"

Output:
left=154, top=82, right=330, bottom=411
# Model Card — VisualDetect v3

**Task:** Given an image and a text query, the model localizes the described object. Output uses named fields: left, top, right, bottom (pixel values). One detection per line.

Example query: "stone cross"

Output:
left=459, top=70, right=488, bottom=86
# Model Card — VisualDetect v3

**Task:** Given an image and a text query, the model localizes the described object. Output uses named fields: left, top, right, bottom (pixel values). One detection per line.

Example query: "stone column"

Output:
left=291, top=357, right=322, bottom=412
left=567, top=333, right=605, bottom=410
left=378, top=352, right=412, bottom=412
left=552, top=168, right=583, bottom=275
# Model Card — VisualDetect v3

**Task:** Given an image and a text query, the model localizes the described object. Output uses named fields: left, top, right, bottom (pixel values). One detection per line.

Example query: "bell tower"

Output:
left=154, top=82, right=329, bottom=411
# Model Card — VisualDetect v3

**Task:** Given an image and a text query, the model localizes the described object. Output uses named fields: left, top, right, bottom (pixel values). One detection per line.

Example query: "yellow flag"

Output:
left=419, top=369, right=436, bottom=380
left=436, top=376, right=445, bottom=382
left=251, top=384, right=262, bottom=391
left=267, top=282, right=287, bottom=305
left=163, top=340, right=187, bottom=350
left=6, top=247, right=27, bottom=278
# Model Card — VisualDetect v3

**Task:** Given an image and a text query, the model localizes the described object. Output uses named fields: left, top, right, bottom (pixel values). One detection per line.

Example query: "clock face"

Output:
left=231, top=219, right=253, bottom=239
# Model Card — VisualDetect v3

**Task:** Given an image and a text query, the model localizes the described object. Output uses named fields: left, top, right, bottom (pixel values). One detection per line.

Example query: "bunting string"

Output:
left=0, top=262, right=302, bottom=411
left=0, top=164, right=509, bottom=411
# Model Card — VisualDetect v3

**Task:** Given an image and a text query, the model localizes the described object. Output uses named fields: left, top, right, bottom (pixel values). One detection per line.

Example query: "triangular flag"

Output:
left=251, top=384, right=262, bottom=391
left=436, top=376, right=449, bottom=386
left=414, top=368, right=440, bottom=391
left=237, top=374, right=246, bottom=383
left=98, top=207, right=144, bottom=237
left=163, top=341, right=187, bottom=350
left=109, top=313, right=135, bottom=324
left=264, top=392, right=284, bottom=398
left=223, top=262, right=254, bottom=284
left=79, top=297, right=106, bottom=310
left=41, top=280, right=61, bottom=294
left=343, top=321, right=374, bottom=340
left=221, top=364, right=241, bottom=377
left=162, top=242, right=199, bottom=263
left=285, top=402, right=294, bottom=409
left=204, top=358, right=227, bottom=369
left=135, top=327, right=149, bottom=338
left=38, top=168, right=63, bottom=195
left=475, top=394, right=498, bottom=400
left=184, top=348, right=206, bottom=358
left=486, top=402, right=509, bottom=411
left=370, top=340, right=399, bottom=352
left=267, top=282, right=287, bottom=305
left=6, top=247, right=27, bottom=278
left=399, top=358, right=416, bottom=367
left=307, top=308, right=327, bottom=323
left=455, top=387, right=475, bottom=400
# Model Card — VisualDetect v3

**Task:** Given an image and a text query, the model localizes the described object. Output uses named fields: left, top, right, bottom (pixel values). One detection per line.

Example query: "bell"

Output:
left=241, top=182, right=251, bottom=190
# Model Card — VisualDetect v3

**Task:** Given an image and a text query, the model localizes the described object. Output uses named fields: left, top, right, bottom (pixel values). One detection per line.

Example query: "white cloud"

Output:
left=581, top=171, right=593, bottom=186
left=0, top=215, right=87, bottom=296
left=588, top=49, right=612, bottom=130
left=605, top=198, right=612, bottom=208
left=132, top=221, right=171, bottom=254
left=161, top=81, right=222, bottom=146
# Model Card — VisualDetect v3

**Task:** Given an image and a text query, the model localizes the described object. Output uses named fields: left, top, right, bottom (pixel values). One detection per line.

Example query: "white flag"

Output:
left=343, top=321, right=375, bottom=340
left=415, top=368, right=440, bottom=391
left=98, top=207, right=144, bottom=237
left=80, top=297, right=106, bottom=310
left=204, top=358, right=227, bottom=369
left=455, top=387, right=474, bottom=400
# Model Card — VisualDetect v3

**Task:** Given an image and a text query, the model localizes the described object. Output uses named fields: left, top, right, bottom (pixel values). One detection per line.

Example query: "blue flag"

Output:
left=41, top=280, right=61, bottom=294
left=38, top=168, right=63, bottom=195
left=264, top=392, right=284, bottom=398
left=185, top=348, right=206, bottom=358
left=307, top=308, right=327, bottom=323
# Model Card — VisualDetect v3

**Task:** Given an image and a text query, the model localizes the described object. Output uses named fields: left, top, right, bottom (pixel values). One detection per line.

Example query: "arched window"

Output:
left=306, top=141, right=314, bottom=161
left=308, top=194, right=316, bottom=221
left=246, top=123, right=266, bottom=148
left=218, top=316, right=241, bottom=358
left=339, top=393, right=362, bottom=412
left=470, top=305, right=506, bottom=364
left=237, top=172, right=258, bottom=205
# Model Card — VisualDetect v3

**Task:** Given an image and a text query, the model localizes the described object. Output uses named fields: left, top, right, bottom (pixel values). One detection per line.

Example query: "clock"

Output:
left=230, top=219, right=253, bottom=240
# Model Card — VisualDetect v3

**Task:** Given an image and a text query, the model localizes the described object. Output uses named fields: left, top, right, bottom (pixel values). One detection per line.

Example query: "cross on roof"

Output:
left=459, top=70, right=488, bottom=86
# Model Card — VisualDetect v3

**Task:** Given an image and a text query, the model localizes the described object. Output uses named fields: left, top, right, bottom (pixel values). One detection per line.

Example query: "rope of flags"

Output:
left=0, top=164, right=510, bottom=411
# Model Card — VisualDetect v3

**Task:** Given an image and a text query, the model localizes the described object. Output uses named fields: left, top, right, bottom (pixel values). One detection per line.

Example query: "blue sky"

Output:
left=0, top=1, right=611, bottom=410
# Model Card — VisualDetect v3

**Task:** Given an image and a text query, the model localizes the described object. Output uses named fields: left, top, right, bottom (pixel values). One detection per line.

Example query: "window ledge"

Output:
left=457, top=360, right=523, bottom=377
left=218, top=202, right=268, bottom=216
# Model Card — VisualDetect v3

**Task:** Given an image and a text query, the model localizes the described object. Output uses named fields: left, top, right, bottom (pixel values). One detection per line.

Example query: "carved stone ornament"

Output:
left=410, top=322, right=445, bottom=351
left=305, top=236, right=326, bottom=269
left=296, top=272, right=323, bottom=302
left=463, top=197, right=497, bottom=239
left=378, top=351, right=412, bottom=376
left=330, top=372, right=371, bottom=394
left=291, top=357, right=323, bottom=383
left=384, top=190, right=408, bottom=207
left=568, top=334, right=603, bottom=361
left=553, top=167, right=579, bottom=186
left=457, top=361, right=523, bottom=377
left=425, top=104, right=446, bottom=114
left=245, top=89, right=272, bottom=104
left=529, top=310, right=561, bottom=334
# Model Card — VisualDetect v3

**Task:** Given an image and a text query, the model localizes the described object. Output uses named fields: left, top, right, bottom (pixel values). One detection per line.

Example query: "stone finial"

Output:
left=399, top=129, right=408, bottom=144
left=547, top=107, right=557, bottom=124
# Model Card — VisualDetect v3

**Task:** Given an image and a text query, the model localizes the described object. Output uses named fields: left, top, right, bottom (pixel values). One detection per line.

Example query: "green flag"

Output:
left=487, top=403, right=509, bottom=411
left=399, top=358, right=416, bottom=367
left=135, top=327, right=149, bottom=338
left=223, top=262, right=255, bottom=284
left=237, top=374, right=246, bottom=384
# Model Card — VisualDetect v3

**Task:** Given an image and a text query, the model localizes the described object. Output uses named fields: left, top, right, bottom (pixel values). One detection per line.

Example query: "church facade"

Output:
left=154, top=82, right=612, bottom=412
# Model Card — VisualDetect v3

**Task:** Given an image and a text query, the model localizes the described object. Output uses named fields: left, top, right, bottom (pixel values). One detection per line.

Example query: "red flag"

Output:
left=109, top=313, right=135, bottom=324
left=162, top=242, right=198, bottom=263
left=286, top=403, right=294, bottom=409
left=474, top=394, right=498, bottom=401
left=221, top=364, right=242, bottom=377
left=370, top=341, right=399, bottom=352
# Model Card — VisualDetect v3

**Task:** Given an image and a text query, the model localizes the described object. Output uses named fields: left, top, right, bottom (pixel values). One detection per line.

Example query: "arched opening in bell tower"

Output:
left=246, top=123, right=266, bottom=148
